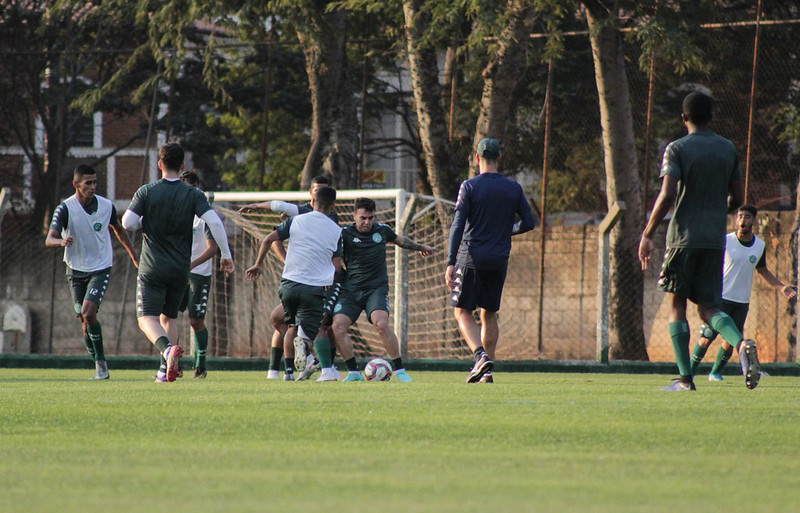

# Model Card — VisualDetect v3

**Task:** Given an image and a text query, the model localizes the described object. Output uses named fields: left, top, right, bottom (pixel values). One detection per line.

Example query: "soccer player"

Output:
left=45, top=164, right=139, bottom=380
left=122, top=142, right=234, bottom=382
left=245, top=185, right=343, bottom=382
left=639, top=90, right=757, bottom=392
left=330, top=197, right=435, bottom=382
left=446, top=138, right=537, bottom=383
left=690, top=204, right=796, bottom=381
left=178, top=170, right=219, bottom=379
left=238, top=175, right=339, bottom=381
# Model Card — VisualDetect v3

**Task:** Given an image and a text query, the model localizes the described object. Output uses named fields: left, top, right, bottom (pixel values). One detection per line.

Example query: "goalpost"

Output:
left=209, top=189, right=466, bottom=361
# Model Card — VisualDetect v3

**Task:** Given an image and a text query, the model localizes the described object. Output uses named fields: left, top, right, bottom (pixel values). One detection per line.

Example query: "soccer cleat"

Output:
left=293, top=337, right=307, bottom=372
left=740, top=339, right=761, bottom=390
left=266, top=369, right=280, bottom=380
left=478, top=371, right=493, bottom=383
left=296, top=355, right=320, bottom=381
left=283, top=372, right=295, bottom=382
left=394, top=369, right=414, bottom=383
left=708, top=373, right=724, bottom=381
left=661, top=378, right=696, bottom=391
left=193, top=366, right=207, bottom=379
left=90, top=360, right=109, bottom=380
left=164, top=344, right=184, bottom=382
left=154, top=373, right=168, bottom=383
left=331, top=366, right=342, bottom=380
left=316, top=367, right=338, bottom=382
left=466, top=352, right=493, bottom=383
left=342, top=372, right=365, bottom=382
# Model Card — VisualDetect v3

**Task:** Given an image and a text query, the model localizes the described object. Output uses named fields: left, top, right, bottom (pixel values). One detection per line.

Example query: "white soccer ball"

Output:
left=364, top=358, right=393, bottom=381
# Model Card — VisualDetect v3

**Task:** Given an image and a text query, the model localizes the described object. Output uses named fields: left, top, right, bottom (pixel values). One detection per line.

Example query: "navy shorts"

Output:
left=449, top=264, right=507, bottom=312
left=67, top=267, right=111, bottom=316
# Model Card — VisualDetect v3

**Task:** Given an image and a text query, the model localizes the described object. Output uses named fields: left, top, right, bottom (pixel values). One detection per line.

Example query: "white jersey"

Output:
left=190, top=216, right=214, bottom=277
left=62, top=194, right=114, bottom=272
left=722, top=232, right=766, bottom=304
left=278, top=211, right=342, bottom=287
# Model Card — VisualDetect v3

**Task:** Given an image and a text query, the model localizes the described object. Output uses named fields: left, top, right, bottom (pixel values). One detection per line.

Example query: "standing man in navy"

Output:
left=123, top=142, right=234, bottom=382
left=446, top=138, right=537, bottom=383
left=46, top=164, right=139, bottom=380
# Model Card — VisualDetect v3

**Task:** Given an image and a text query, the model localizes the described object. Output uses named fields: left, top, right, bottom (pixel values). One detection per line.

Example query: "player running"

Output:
left=690, top=204, right=796, bottom=383
left=330, top=197, right=434, bottom=382
left=45, top=164, right=139, bottom=380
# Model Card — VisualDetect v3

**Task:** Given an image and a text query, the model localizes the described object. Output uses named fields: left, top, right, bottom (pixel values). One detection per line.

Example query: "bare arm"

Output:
left=756, top=267, right=797, bottom=299
left=246, top=230, right=280, bottom=281
left=639, top=174, right=678, bottom=271
left=45, top=229, right=73, bottom=248
left=191, top=238, right=218, bottom=270
left=394, top=235, right=434, bottom=257
left=109, top=221, right=139, bottom=268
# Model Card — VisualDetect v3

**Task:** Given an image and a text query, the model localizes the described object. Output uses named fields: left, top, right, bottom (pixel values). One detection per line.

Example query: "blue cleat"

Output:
left=661, top=378, right=696, bottom=391
left=708, top=373, right=724, bottom=381
left=395, top=370, right=414, bottom=382
left=342, top=372, right=365, bottom=382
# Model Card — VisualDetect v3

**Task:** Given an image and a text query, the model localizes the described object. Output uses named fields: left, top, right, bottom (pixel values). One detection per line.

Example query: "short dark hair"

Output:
left=180, top=170, right=199, bottom=186
left=315, top=186, right=336, bottom=211
left=73, top=164, right=96, bottom=180
left=311, top=175, right=331, bottom=186
left=738, top=204, right=758, bottom=217
left=683, top=91, right=713, bottom=125
left=159, top=142, right=184, bottom=171
left=354, top=197, right=376, bottom=213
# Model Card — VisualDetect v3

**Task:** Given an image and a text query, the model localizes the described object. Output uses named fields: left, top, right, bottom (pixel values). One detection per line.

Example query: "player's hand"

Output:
left=237, top=204, right=258, bottom=214
left=62, top=235, right=74, bottom=247
left=445, top=265, right=455, bottom=289
left=245, top=265, right=261, bottom=281
left=220, top=258, right=234, bottom=277
left=638, top=235, right=654, bottom=271
left=782, top=284, right=797, bottom=299
left=419, top=245, right=435, bottom=257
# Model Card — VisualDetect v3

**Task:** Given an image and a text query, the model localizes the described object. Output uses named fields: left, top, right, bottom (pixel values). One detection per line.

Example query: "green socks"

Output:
left=668, top=321, right=692, bottom=378
left=83, top=335, right=95, bottom=360
left=690, top=343, right=708, bottom=375
left=710, top=346, right=733, bottom=375
left=709, top=312, right=743, bottom=347
left=87, top=322, right=104, bottom=361
left=314, top=337, right=333, bottom=368
left=194, top=328, right=208, bottom=368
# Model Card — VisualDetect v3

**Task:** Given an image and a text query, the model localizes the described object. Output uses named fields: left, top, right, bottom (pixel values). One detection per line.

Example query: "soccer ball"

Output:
left=364, top=358, right=392, bottom=381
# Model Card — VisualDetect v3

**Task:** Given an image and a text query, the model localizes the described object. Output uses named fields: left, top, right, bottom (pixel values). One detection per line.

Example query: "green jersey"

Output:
left=128, top=178, right=212, bottom=277
left=341, top=223, right=397, bottom=290
left=660, top=131, right=740, bottom=249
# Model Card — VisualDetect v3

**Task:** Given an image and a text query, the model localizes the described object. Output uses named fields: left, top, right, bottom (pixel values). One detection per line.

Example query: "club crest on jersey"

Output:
left=750, top=255, right=758, bottom=264
left=93, top=222, right=103, bottom=232
left=372, top=233, right=382, bottom=243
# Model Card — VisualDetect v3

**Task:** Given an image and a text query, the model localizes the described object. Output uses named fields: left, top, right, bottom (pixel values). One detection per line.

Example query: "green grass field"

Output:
left=1, top=369, right=799, bottom=513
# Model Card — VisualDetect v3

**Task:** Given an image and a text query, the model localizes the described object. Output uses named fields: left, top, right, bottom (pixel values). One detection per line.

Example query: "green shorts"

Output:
left=67, top=267, right=111, bottom=316
left=333, top=285, right=390, bottom=323
left=136, top=272, right=189, bottom=319
left=180, top=273, right=211, bottom=319
left=657, top=247, right=723, bottom=308
left=278, top=279, right=326, bottom=340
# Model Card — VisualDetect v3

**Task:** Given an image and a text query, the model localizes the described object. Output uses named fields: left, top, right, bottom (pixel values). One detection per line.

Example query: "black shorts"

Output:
left=179, top=273, right=211, bottom=319
left=449, top=264, right=507, bottom=312
left=657, top=247, right=723, bottom=308
left=136, top=272, right=189, bottom=319
left=67, top=267, right=111, bottom=316
left=278, top=279, right=325, bottom=340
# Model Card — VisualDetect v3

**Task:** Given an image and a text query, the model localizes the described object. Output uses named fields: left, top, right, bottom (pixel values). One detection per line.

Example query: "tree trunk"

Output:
left=585, top=0, right=648, bottom=360
left=297, top=8, right=360, bottom=190
left=402, top=0, right=459, bottom=201
left=470, top=0, right=536, bottom=177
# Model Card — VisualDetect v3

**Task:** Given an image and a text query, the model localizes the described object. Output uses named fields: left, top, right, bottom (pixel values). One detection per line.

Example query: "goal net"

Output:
left=210, top=189, right=467, bottom=361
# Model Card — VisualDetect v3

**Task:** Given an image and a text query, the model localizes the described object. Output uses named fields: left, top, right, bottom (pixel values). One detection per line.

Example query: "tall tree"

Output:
left=583, top=0, right=648, bottom=360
